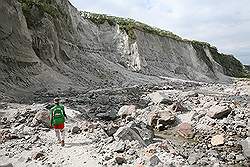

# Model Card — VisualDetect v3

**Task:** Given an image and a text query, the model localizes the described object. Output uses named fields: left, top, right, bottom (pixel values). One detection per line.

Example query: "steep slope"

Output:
left=0, top=0, right=246, bottom=102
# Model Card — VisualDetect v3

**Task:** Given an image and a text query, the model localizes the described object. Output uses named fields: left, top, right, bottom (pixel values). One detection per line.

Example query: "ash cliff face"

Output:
left=0, top=0, right=246, bottom=102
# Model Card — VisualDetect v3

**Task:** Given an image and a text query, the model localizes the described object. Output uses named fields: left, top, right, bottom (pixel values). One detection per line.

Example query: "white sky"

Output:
left=69, top=0, right=250, bottom=65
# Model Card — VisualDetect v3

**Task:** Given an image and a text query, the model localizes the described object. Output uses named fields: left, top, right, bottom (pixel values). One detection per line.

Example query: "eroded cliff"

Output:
left=0, top=0, right=247, bottom=102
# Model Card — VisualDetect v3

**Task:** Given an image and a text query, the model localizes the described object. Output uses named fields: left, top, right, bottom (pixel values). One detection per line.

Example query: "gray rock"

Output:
left=71, top=126, right=81, bottom=134
left=148, top=110, right=176, bottom=131
left=114, top=126, right=146, bottom=146
left=240, top=137, right=250, bottom=158
left=0, top=163, right=13, bottom=167
left=235, top=154, right=245, bottom=161
left=148, top=155, right=162, bottom=166
left=0, top=103, right=7, bottom=109
left=103, top=124, right=119, bottom=136
left=127, top=149, right=136, bottom=155
left=118, top=105, right=136, bottom=118
left=32, top=111, right=50, bottom=126
left=188, top=153, right=199, bottom=165
left=96, top=109, right=118, bottom=121
left=114, top=141, right=126, bottom=153
left=148, top=91, right=174, bottom=105
left=114, top=121, right=154, bottom=146
left=207, top=105, right=232, bottom=119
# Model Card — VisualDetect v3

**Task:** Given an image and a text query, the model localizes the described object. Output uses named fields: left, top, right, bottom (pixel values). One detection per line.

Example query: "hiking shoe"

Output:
left=61, top=140, right=65, bottom=147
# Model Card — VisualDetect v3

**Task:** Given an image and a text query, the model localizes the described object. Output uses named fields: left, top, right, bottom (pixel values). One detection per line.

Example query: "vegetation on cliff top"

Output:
left=210, top=48, right=249, bottom=78
left=80, top=11, right=214, bottom=48
left=18, top=0, right=67, bottom=28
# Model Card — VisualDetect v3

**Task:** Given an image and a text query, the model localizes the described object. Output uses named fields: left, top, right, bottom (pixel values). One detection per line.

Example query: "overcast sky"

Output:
left=69, top=0, right=250, bottom=65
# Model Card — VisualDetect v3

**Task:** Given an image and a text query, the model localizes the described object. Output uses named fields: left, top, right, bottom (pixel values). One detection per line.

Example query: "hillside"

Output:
left=0, top=0, right=247, bottom=102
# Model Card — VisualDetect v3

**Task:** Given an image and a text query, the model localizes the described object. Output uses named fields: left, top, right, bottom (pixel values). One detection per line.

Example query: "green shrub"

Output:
left=210, top=48, right=247, bottom=78
left=18, top=0, right=61, bottom=28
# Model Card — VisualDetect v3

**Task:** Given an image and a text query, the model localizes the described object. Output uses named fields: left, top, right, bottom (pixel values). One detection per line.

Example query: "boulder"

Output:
left=96, top=109, right=118, bottom=121
left=240, top=137, right=250, bottom=158
left=148, top=110, right=176, bottom=131
left=207, top=105, right=232, bottom=119
left=32, top=111, right=49, bottom=126
left=211, top=135, right=225, bottom=146
left=177, top=122, right=194, bottom=139
left=114, top=122, right=154, bottom=146
left=118, top=105, right=136, bottom=118
left=147, top=91, right=174, bottom=105
left=114, top=141, right=126, bottom=153
left=130, top=121, right=154, bottom=145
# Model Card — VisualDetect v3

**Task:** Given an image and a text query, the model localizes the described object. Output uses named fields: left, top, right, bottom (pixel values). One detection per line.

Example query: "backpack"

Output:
left=51, top=105, right=65, bottom=126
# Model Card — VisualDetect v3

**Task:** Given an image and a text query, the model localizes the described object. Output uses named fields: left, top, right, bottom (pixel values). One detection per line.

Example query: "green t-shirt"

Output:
left=50, top=104, right=65, bottom=126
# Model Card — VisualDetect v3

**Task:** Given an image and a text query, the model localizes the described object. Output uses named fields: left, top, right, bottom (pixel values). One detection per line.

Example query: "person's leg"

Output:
left=55, top=129, right=61, bottom=142
left=60, top=129, right=65, bottom=146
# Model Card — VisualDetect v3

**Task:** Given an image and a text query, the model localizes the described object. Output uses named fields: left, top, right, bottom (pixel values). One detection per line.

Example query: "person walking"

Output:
left=50, top=97, right=67, bottom=146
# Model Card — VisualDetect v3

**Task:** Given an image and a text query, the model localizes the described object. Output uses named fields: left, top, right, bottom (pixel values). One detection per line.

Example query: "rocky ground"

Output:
left=0, top=78, right=249, bottom=167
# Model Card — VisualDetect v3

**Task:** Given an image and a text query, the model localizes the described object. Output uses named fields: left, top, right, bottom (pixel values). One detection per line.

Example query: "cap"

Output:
left=54, top=97, right=60, bottom=102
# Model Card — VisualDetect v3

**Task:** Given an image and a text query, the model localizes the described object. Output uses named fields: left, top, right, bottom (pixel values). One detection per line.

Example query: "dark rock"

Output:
left=103, top=124, right=119, bottom=136
left=71, top=126, right=81, bottom=134
left=114, top=122, right=154, bottom=146
left=32, top=151, right=45, bottom=160
left=115, top=156, right=126, bottom=165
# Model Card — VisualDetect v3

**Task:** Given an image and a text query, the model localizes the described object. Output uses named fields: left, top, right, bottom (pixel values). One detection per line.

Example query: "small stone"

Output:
left=114, top=141, right=126, bottom=153
left=235, top=154, right=245, bottom=161
left=32, top=151, right=45, bottom=160
left=188, top=153, right=199, bottom=165
left=227, top=152, right=236, bottom=160
left=71, top=126, right=81, bottom=134
left=177, top=122, right=194, bottom=139
left=148, top=155, right=161, bottom=166
left=211, top=135, right=224, bottom=146
left=127, top=149, right=136, bottom=155
left=115, top=156, right=126, bottom=165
